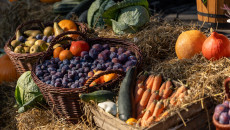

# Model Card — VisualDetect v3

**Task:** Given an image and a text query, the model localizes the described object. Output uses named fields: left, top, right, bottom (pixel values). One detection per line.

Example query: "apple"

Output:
left=70, top=41, right=89, bottom=56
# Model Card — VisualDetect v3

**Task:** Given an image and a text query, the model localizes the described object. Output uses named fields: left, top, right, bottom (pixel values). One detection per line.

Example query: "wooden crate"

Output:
left=90, top=97, right=213, bottom=130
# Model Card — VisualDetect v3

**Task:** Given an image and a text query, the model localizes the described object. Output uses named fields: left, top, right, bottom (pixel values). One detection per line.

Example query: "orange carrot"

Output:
left=159, top=82, right=166, bottom=97
left=137, top=108, right=145, bottom=119
left=147, top=100, right=157, bottom=114
left=145, top=115, right=155, bottom=126
left=136, top=118, right=142, bottom=127
left=171, top=92, right=186, bottom=106
left=152, top=100, right=164, bottom=118
left=162, top=86, right=173, bottom=99
left=135, top=87, right=145, bottom=104
left=155, top=111, right=169, bottom=122
left=146, top=75, right=155, bottom=89
left=151, top=75, right=162, bottom=93
left=137, top=89, right=151, bottom=116
left=141, top=110, right=151, bottom=127
left=146, top=91, right=160, bottom=109
left=145, top=75, right=153, bottom=85
left=134, top=82, right=145, bottom=96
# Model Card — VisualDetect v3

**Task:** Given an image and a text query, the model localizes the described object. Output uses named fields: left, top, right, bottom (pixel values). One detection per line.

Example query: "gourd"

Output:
left=118, top=66, right=137, bottom=121
left=175, top=30, right=207, bottom=59
left=98, top=101, right=117, bottom=116
left=79, top=90, right=115, bottom=103
left=202, top=32, right=230, bottom=60
left=0, top=54, right=19, bottom=84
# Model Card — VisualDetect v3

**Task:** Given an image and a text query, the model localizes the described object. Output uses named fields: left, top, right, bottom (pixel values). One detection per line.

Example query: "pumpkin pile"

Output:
left=35, top=40, right=138, bottom=88
left=175, top=30, right=230, bottom=61
left=10, top=20, right=79, bottom=54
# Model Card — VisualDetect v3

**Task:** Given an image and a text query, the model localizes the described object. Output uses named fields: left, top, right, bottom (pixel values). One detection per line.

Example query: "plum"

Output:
left=102, top=49, right=110, bottom=56
left=223, top=101, right=230, bottom=108
left=92, top=44, right=103, bottom=52
left=106, top=66, right=113, bottom=70
left=75, top=57, right=81, bottom=61
left=71, top=83, right=78, bottom=88
left=128, top=55, right=137, bottom=60
left=68, top=74, right=74, bottom=79
left=75, top=64, right=81, bottom=69
left=84, top=67, right=90, bottom=73
left=81, top=51, right=89, bottom=57
left=124, top=61, right=133, bottom=67
left=36, top=70, right=43, bottom=77
left=103, top=44, right=110, bottom=50
left=79, top=77, right=85, bottom=83
left=47, top=36, right=53, bottom=43
left=118, top=54, right=128, bottom=63
left=110, top=47, right=117, bottom=52
left=110, top=52, right=118, bottom=59
left=98, top=53, right=108, bottom=61
left=55, top=78, right=62, bottom=83
left=89, top=48, right=99, bottom=59
left=83, top=55, right=91, bottom=61
left=124, top=50, right=132, bottom=56
left=63, top=59, right=70, bottom=65
left=45, top=80, right=51, bottom=85
left=69, top=63, right=75, bottom=68
left=112, top=58, right=120, bottom=64
left=55, top=82, right=61, bottom=87
left=215, top=104, right=228, bottom=113
left=36, top=34, right=42, bottom=40
left=118, top=47, right=126, bottom=54
left=42, top=36, right=48, bottom=42
left=19, top=36, right=25, bottom=42
left=219, top=112, right=229, bottom=124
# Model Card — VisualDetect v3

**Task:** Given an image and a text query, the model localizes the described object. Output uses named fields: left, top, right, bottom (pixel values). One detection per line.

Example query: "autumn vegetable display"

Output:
left=35, top=40, right=138, bottom=88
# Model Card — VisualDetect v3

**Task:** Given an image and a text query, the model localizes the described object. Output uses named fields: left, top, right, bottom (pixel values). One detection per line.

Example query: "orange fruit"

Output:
left=58, top=20, right=77, bottom=31
left=175, top=30, right=207, bottom=59
left=94, top=70, right=105, bottom=84
left=53, top=47, right=64, bottom=58
left=126, top=118, right=137, bottom=125
left=59, top=49, right=73, bottom=61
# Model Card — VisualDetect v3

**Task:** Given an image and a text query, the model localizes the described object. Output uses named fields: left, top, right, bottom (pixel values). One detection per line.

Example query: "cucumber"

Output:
left=118, top=66, right=137, bottom=121
left=79, top=90, right=115, bottom=103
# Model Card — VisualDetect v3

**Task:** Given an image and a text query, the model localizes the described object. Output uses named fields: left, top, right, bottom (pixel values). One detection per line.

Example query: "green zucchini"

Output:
left=79, top=90, right=115, bottom=103
left=118, top=66, right=137, bottom=121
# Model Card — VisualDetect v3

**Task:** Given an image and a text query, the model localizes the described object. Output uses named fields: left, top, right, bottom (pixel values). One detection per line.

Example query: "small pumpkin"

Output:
left=104, top=73, right=118, bottom=82
left=126, top=118, right=137, bottom=125
left=175, top=30, right=207, bottom=59
left=202, top=32, right=230, bottom=60
left=53, top=47, right=64, bottom=58
left=0, top=54, right=19, bottom=84
left=59, top=49, right=73, bottom=61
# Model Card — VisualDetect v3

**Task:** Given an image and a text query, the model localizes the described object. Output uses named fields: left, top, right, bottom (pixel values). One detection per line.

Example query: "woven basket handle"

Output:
left=224, top=77, right=230, bottom=99
left=47, top=31, right=87, bottom=52
left=84, top=69, right=125, bottom=91
left=16, top=20, right=43, bottom=32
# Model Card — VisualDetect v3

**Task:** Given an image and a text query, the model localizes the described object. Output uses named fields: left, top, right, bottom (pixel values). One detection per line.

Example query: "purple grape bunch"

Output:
left=35, top=44, right=138, bottom=88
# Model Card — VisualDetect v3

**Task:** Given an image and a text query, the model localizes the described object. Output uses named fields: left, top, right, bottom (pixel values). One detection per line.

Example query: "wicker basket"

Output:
left=31, top=31, right=143, bottom=123
left=213, top=78, right=230, bottom=130
left=4, top=20, right=87, bottom=75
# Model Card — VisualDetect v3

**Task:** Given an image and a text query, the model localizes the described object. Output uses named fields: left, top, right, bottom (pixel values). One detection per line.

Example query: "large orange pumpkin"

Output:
left=175, top=30, right=207, bottom=59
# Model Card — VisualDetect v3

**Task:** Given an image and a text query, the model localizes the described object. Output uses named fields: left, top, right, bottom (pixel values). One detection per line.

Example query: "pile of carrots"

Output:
left=134, top=74, right=188, bottom=127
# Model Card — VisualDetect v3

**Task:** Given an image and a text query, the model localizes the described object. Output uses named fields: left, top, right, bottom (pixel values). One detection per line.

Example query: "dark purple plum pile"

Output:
left=35, top=44, right=138, bottom=88
left=214, top=101, right=230, bottom=124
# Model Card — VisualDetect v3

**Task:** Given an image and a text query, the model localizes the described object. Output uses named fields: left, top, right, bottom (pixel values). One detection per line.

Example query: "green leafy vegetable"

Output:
left=202, top=0, right=207, bottom=6
left=103, top=0, right=149, bottom=25
left=111, top=5, right=149, bottom=34
left=15, top=71, right=45, bottom=113
left=87, top=0, right=115, bottom=28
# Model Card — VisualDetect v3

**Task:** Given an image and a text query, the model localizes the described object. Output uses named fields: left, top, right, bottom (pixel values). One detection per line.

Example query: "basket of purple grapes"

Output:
left=4, top=20, right=87, bottom=75
left=213, top=77, right=230, bottom=130
left=31, top=31, right=142, bottom=123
